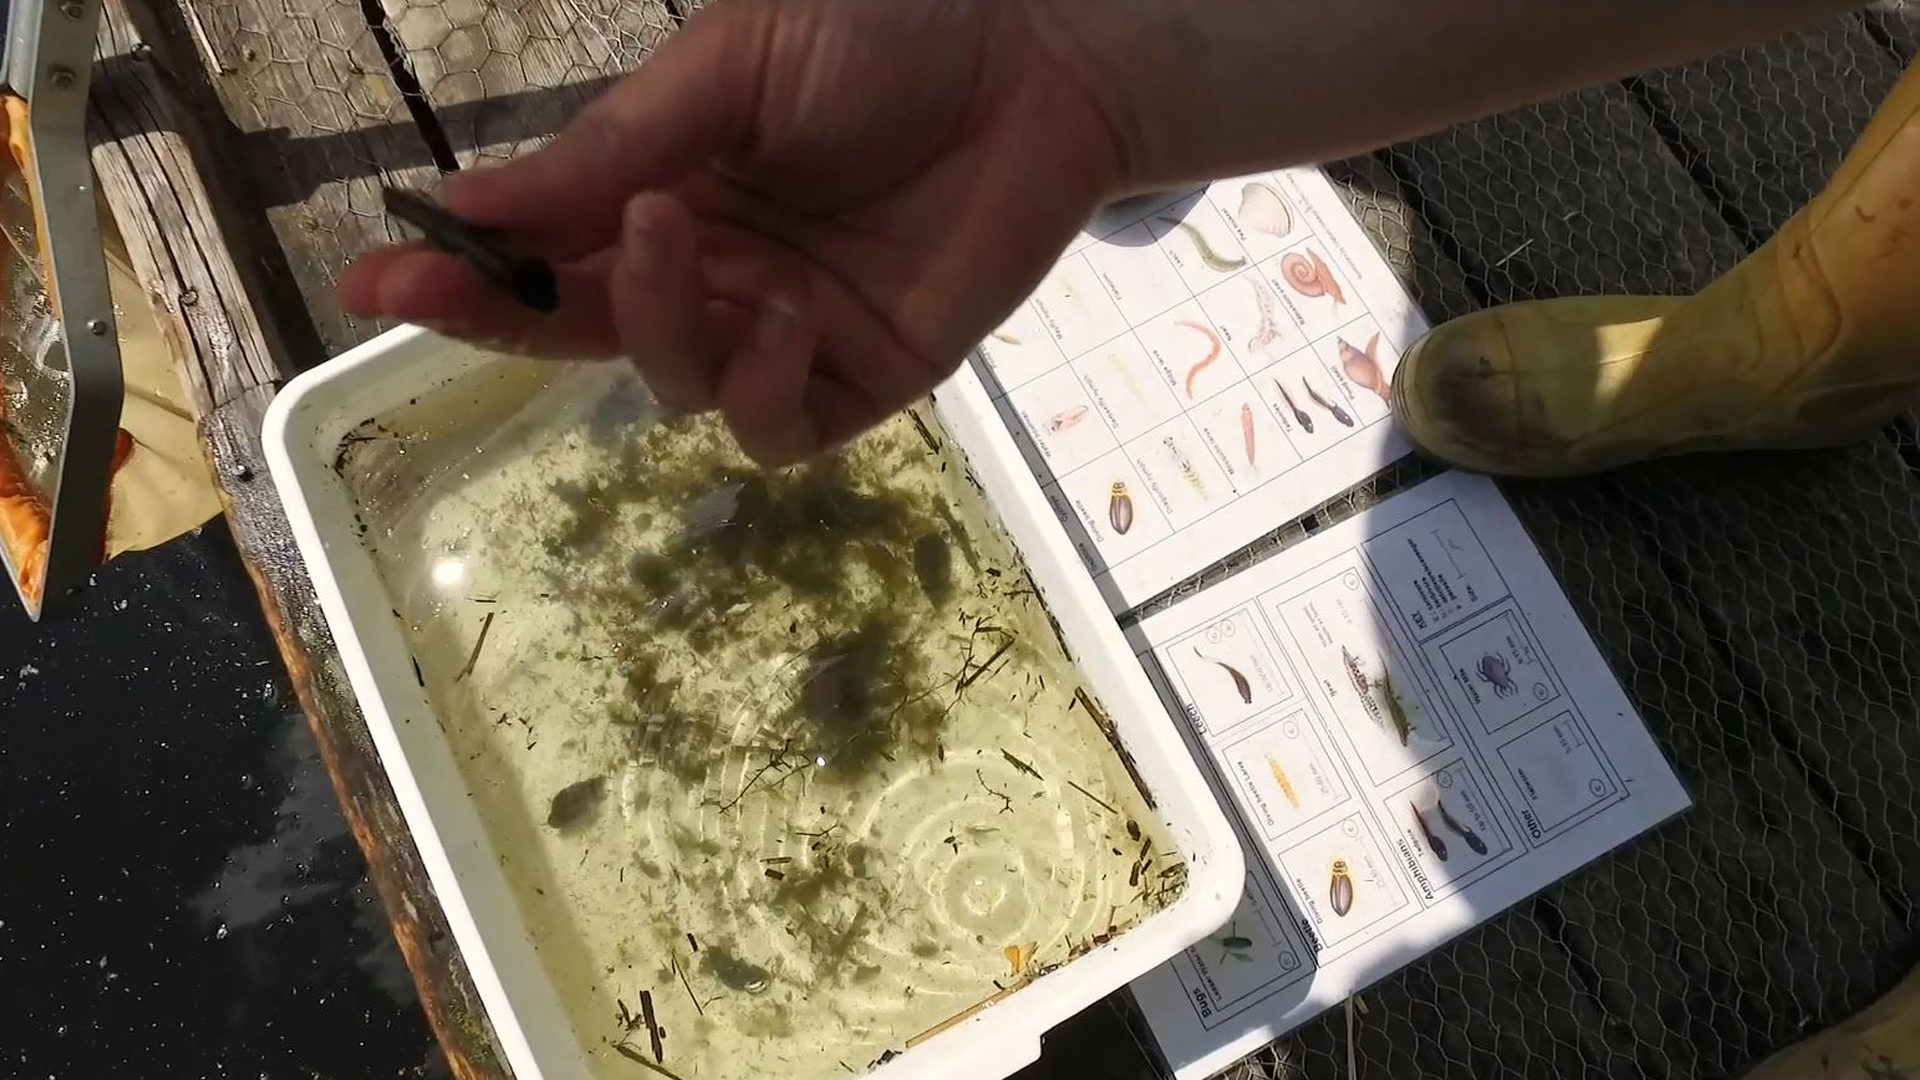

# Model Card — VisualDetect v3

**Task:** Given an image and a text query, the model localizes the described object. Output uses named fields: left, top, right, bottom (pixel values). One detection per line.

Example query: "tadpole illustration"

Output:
left=1410, top=802, right=1449, bottom=862
left=1436, top=797, right=1489, bottom=856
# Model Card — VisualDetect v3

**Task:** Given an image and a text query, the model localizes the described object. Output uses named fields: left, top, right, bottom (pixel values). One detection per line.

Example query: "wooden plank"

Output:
left=1629, top=14, right=1905, bottom=242
left=1253, top=909, right=1627, bottom=1080
left=1862, top=2, right=1920, bottom=62
left=89, top=5, right=513, bottom=1076
left=1382, top=83, right=1910, bottom=1077
left=182, top=0, right=442, bottom=354
left=90, top=0, right=285, bottom=413
left=377, top=0, right=673, bottom=163
left=202, top=387, right=514, bottom=1079
left=1380, top=86, right=1746, bottom=304
left=1506, top=478, right=1910, bottom=1079
left=1622, top=444, right=1920, bottom=914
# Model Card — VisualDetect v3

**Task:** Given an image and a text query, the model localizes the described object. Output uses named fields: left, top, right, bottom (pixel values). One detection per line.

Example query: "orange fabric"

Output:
left=0, top=94, right=48, bottom=602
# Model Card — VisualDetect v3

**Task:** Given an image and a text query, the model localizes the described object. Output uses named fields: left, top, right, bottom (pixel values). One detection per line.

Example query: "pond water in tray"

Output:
left=336, top=354, right=1183, bottom=1078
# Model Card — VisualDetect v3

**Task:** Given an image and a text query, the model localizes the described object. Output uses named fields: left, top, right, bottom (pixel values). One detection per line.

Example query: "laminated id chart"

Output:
left=1124, top=471, right=1692, bottom=1080
left=973, top=167, right=1430, bottom=610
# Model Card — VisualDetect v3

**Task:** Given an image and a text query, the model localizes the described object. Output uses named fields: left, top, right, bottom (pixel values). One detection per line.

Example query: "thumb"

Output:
left=439, top=8, right=765, bottom=258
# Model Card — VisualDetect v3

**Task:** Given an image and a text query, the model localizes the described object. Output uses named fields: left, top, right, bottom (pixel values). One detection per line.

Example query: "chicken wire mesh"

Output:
left=1156, top=11, right=1920, bottom=1080
left=200, top=0, right=1920, bottom=1074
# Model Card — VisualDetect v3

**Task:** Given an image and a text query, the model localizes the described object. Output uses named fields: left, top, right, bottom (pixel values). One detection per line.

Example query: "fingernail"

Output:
left=755, top=299, right=797, bottom=354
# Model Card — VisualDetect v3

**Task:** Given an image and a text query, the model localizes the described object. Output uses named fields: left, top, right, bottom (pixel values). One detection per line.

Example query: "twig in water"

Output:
left=614, top=1043, right=690, bottom=1080
left=639, top=989, right=663, bottom=1062
left=715, top=737, right=797, bottom=812
left=671, top=956, right=704, bottom=1016
left=1001, top=749, right=1044, bottom=781
left=958, top=633, right=1017, bottom=690
left=976, top=771, right=1013, bottom=814
left=455, top=611, right=497, bottom=682
left=1066, top=780, right=1117, bottom=814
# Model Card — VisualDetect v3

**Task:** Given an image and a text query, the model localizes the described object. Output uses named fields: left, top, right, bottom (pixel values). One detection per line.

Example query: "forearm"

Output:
left=1033, top=0, right=1861, bottom=191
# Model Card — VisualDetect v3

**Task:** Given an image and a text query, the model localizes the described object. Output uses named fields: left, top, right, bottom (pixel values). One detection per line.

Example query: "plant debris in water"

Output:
left=348, top=363, right=1186, bottom=1080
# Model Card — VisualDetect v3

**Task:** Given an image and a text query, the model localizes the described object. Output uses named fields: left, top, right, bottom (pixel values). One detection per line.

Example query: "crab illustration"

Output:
left=1476, top=653, right=1518, bottom=698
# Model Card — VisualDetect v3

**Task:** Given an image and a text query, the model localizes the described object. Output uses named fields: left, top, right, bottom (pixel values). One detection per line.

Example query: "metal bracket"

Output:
left=0, top=0, right=122, bottom=619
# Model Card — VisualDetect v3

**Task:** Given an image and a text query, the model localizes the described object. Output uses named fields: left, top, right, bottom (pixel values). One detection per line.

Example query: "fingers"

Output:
left=438, top=11, right=762, bottom=261
left=340, top=245, right=620, bottom=358
left=609, top=194, right=720, bottom=411
left=716, top=294, right=818, bottom=467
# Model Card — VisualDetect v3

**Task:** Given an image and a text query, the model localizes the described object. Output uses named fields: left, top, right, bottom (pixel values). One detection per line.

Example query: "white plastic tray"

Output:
left=261, top=325, right=1244, bottom=1080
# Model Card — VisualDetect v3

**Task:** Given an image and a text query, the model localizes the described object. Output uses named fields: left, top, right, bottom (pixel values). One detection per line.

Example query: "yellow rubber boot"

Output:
left=1390, top=57, right=1920, bottom=478
left=1736, top=964, right=1920, bottom=1080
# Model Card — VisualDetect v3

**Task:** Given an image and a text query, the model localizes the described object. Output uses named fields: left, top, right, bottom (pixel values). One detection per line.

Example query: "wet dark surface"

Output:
left=0, top=519, right=446, bottom=1079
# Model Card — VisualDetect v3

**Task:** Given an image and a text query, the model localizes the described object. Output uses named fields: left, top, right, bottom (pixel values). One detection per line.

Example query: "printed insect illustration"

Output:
left=1214, top=921, right=1255, bottom=963
left=1341, top=646, right=1417, bottom=746
left=1281, top=249, right=1347, bottom=305
left=1238, top=181, right=1295, bottom=240
left=1047, top=404, right=1090, bottom=433
left=1240, top=403, right=1258, bottom=467
left=1275, top=380, right=1314, bottom=432
left=1108, top=480, right=1135, bottom=534
left=1302, top=376, right=1355, bottom=427
left=1328, top=858, right=1356, bottom=916
left=1337, top=332, right=1390, bottom=402
left=1178, top=318, right=1224, bottom=399
left=1266, top=756, right=1301, bottom=808
left=1436, top=797, right=1489, bottom=856
left=1378, top=666, right=1417, bottom=746
left=1476, top=653, right=1519, bottom=698
left=991, top=329, right=1024, bottom=345
left=1164, top=436, right=1209, bottom=497
left=1410, top=801, right=1449, bottom=862
left=1157, top=215, right=1247, bottom=272
left=1248, top=278, right=1286, bottom=356
left=1194, top=647, right=1254, bottom=704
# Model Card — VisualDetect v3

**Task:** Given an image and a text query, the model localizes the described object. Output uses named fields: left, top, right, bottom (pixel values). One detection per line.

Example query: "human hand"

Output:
left=339, top=0, right=1132, bottom=467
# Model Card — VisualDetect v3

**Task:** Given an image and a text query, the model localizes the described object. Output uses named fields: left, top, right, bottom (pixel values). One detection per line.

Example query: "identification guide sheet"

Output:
left=965, top=166, right=1693, bottom=1078
left=1120, top=471, right=1692, bottom=1078
left=974, top=167, right=1428, bottom=612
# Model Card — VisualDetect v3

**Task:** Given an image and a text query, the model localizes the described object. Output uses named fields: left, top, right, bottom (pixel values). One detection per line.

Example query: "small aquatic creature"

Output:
left=1275, top=380, right=1313, bottom=432
left=1157, top=216, right=1247, bottom=272
left=1337, top=332, right=1389, bottom=402
left=1193, top=646, right=1253, bottom=704
left=912, top=532, right=952, bottom=603
left=1476, top=653, right=1519, bottom=698
left=1237, top=180, right=1295, bottom=239
left=1266, top=755, right=1301, bottom=808
left=1436, top=797, right=1489, bottom=856
left=1281, top=249, right=1347, bottom=304
left=1108, top=481, right=1135, bottom=534
left=1379, top=665, right=1415, bottom=746
left=1178, top=318, right=1223, bottom=399
left=1410, top=802, right=1449, bottom=862
left=1302, top=376, right=1354, bottom=427
left=1047, top=404, right=1090, bottom=433
left=1247, top=278, right=1285, bottom=355
left=703, top=948, right=773, bottom=994
left=1328, top=859, right=1355, bottom=916
left=1240, top=403, right=1258, bottom=466
left=546, top=776, right=608, bottom=831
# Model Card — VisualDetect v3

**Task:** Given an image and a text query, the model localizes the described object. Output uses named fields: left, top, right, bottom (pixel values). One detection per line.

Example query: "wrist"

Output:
left=1016, top=0, right=1206, bottom=195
